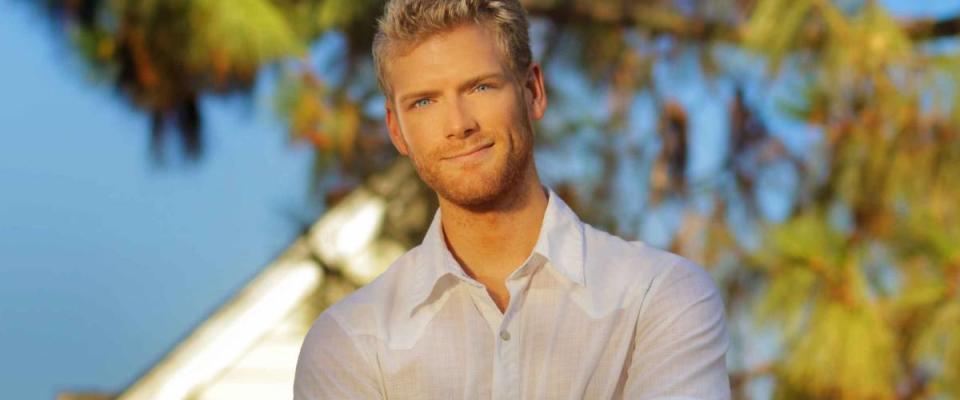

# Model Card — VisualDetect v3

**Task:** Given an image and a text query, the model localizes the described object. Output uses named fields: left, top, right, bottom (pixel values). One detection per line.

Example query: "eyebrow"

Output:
left=397, top=72, right=507, bottom=105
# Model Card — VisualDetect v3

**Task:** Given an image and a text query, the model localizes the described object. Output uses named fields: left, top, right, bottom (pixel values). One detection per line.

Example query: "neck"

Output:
left=438, top=166, right=548, bottom=282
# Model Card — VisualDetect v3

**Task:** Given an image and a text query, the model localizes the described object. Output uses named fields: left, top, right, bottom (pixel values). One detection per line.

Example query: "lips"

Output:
left=444, top=142, right=494, bottom=160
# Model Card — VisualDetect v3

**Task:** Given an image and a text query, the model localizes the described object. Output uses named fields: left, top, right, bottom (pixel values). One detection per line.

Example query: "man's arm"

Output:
left=623, top=258, right=731, bottom=399
left=294, top=313, right=383, bottom=399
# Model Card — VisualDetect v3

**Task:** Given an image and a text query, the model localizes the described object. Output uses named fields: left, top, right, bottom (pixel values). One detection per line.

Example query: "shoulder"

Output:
left=311, top=244, right=426, bottom=340
left=579, top=224, right=719, bottom=314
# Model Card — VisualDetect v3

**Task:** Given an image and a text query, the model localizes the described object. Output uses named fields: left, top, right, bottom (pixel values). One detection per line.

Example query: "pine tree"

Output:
left=27, top=0, right=960, bottom=397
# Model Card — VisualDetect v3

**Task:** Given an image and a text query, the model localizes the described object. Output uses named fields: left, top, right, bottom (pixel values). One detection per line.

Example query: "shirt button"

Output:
left=500, top=330, right=511, bottom=341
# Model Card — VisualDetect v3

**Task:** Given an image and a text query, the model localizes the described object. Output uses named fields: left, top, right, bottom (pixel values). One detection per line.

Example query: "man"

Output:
left=294, top=0, right=730, bottom=398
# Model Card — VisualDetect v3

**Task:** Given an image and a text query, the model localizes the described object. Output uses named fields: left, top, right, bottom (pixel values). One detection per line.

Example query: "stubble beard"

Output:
left=409, top=123, right=534, bottom=213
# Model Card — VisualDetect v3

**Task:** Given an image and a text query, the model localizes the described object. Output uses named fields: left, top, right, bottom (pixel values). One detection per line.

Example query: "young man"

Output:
left=294, top=0, right=730, bottom=398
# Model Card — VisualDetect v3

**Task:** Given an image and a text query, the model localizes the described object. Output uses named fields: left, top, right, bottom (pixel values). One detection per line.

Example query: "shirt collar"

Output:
left=407, top=188, right=586, bottom=316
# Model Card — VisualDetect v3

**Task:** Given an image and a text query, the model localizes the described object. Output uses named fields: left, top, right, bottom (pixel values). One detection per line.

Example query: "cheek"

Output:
left=397, top=115, right=435, bottom=152
left=473, top=95, right=521, bottom=127
left=405, top=131, right=451, bottom=166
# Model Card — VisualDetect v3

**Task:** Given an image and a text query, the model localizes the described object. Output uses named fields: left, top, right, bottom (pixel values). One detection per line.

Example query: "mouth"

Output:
left=444, top=142, right=494, bottom=161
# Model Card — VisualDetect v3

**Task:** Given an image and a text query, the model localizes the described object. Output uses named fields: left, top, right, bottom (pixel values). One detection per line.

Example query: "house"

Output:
left=60, top=160, right=434, bottom=400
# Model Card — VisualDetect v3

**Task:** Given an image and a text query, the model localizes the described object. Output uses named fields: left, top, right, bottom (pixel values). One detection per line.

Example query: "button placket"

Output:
left=489, top=260, right=538, bottom=400
left=496, top=280, right=524, bottom=399
left=497, top=323, right=521, bottom=399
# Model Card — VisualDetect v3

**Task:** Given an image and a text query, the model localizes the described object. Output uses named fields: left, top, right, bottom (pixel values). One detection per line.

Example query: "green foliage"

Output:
left=316, top=0, right=381, bottom=30
left=743, top=0, right=813, bottom=72
left=25, top=0, right=960, bottom=397
left=190, top=0, right=303, bottom=83
left=781, top=300, right=899, bottom=399
left=914, top=301, right=960, bottom=397
left=753, top=211, right=841, bottom=336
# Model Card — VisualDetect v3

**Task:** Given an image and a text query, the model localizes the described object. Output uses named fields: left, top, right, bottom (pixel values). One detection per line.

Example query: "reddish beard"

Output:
left=408, top=124, right=534, bottom=212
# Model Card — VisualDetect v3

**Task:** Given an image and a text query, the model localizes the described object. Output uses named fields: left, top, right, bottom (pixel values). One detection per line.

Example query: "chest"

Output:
left=376, top=285, right=639, bottom=400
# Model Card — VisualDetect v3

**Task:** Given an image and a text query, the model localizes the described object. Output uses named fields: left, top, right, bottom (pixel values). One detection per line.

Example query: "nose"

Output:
left=445, top=97, right=479, bottom=139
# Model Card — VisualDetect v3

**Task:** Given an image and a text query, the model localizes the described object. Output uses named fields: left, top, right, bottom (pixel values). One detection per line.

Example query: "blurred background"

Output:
left=1, top=0, right=959, bottom=399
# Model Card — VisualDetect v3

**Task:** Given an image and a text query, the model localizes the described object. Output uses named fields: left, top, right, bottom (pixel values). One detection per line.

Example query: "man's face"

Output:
left=384, top=23, right=547, bottom=209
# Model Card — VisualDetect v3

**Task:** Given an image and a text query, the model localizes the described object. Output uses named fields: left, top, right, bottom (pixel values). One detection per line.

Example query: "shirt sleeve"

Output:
left=623, top=258, right=731, bottom=399
left=294, top=312, right=384, bottom=399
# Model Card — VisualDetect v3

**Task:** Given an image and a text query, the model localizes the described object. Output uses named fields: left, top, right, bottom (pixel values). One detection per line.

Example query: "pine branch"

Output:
left=905, top=14, right=960, bottom=39
left=522, top=2, right=739, bottom=42
left=521, top=1, right=960, bottom=43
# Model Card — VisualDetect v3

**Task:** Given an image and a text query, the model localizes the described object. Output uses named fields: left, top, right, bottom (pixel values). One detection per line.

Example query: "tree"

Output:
left=26, top=0, right=960, bottom=397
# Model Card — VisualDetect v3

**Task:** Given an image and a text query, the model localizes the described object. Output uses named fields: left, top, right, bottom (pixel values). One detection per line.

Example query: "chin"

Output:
left=433, top=162, right=529, bottom=211
left=411, top=139, right=533, bottom=211
left=440, top=183, right=507, bottom=209
left=425, top=166, right=500, bottom=204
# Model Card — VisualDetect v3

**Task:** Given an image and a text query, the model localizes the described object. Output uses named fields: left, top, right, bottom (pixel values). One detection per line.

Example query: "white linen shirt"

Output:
left=295, top=190, right=730, bottom=399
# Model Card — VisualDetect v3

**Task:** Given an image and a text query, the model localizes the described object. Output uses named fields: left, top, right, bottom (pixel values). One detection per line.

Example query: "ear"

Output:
left=385, top=100, right=409, bottom=156
left=523, top=62, right=548, bottom=121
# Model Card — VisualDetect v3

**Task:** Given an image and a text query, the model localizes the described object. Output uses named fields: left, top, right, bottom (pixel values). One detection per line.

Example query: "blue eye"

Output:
left=413, top=98, right=432, bottom=108
left=475, top=83, right=490, bottom=92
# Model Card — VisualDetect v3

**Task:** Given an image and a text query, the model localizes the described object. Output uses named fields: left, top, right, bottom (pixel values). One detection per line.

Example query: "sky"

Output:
left=0, top=1, right=958, bottom=399
left=0, top=4, right=317, bottom=399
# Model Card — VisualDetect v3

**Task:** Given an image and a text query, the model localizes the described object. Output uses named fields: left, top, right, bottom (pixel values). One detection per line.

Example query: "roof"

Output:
left=61, top=160, right=434, bottom=400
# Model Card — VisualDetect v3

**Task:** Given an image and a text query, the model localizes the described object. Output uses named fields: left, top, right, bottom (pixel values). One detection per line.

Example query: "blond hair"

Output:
left=372, top=0, right=532, bottom=100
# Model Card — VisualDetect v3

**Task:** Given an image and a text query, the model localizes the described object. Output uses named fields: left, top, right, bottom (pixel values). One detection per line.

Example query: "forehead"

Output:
left=386, top=23, right=509, bottom=96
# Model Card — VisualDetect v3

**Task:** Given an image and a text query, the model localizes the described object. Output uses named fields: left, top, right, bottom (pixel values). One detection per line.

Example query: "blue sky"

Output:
left=0, top=1, right=957, bottom=399
left=0, top=4, right=317, bottom=398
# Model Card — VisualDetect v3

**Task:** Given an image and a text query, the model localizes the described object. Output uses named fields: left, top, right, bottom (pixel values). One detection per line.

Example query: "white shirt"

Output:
left=295, top=190, right=730, bottom=399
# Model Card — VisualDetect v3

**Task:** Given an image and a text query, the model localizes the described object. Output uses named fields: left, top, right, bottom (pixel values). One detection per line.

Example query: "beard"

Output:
left=407, top=121, right=534, bottom=212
